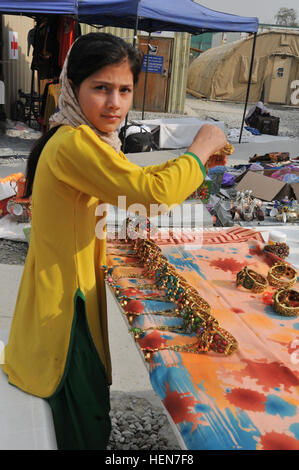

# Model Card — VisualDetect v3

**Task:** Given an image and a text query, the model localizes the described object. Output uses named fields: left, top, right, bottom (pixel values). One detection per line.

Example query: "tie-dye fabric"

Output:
left=106, top=228, right=299, bottom=450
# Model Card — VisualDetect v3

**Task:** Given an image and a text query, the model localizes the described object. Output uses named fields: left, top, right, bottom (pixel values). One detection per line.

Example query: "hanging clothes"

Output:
left=31, top=16, right=61, bottom=80
left=57, top=17, right=78, bottom=68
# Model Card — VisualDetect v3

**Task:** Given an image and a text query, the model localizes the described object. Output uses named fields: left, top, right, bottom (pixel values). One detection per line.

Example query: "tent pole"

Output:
left=238, top=32, right=257, bottom=144
left=122, top=15, right=139, bottom=153
left=142, top=32, right=151, bottom=120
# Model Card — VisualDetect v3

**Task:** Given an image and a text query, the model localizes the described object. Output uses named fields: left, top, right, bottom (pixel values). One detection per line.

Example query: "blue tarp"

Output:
left=0, top=0, right=77, bottom=15
left=79, top=0, right=259, bottom=33
left=0, top=0, right=259, bottom=33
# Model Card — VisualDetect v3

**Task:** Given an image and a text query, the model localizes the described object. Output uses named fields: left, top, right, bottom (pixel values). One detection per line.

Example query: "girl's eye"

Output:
left=95, top=85, right=107, bottom=91
left=121, top=87, right=132, bottom=94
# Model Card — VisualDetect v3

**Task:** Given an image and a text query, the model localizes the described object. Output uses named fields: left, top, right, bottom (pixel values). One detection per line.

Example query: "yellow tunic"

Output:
left=1, top=124, right=206, bottom=398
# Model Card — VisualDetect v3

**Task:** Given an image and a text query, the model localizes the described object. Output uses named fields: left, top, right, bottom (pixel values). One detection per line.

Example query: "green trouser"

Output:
left=47, top=294, right=111, bottom=450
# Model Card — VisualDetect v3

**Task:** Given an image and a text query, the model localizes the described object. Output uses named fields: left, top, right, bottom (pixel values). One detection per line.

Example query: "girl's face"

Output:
left=75, top=59, right=134, bottom=133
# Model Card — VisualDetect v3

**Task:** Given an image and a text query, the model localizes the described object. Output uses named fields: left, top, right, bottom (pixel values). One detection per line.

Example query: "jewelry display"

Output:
left=267, top=262, right=297, bottom=289
left=236, top=266, right=269, bottom=293
left=270, top=198, right=299, bottom=223
left=188, top=180, right=211, bottom=203
left=263, top=242, right=290, bottom=260
left=272, top=288, right=299, bottom=317
left=230, top=190, right=264, bottom=222
left=120, top=215, right=158, bottom=241
left=106, top=217, right=239, bottom=356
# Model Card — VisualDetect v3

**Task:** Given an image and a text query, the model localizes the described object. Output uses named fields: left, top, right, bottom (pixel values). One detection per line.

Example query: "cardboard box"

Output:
left=236, top=170, right=299, bottom=202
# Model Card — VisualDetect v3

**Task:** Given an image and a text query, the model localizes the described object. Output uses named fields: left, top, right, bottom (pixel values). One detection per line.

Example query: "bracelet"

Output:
left=236, top=266, right=269, bottom=293
left=272, top=288, right=299, bottom=317
left=133, top=237, right=238, bottom=355
left=267, top=262, right=297, bottom=289
left=263, top=242, right=290, bottom=260
left=216, top=142, right=235, bottom=156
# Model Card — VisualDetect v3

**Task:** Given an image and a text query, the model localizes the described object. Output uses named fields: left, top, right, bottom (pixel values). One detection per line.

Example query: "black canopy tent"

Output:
left=0, top=0, right=259, bottom=143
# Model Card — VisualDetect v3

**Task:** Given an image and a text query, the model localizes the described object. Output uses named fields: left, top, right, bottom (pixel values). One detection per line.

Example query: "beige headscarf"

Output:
left=49, top=46, right=122, bottom=154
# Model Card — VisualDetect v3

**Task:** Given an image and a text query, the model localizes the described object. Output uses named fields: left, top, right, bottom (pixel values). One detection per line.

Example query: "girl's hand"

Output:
left=187, top=124, right=228, bottom=167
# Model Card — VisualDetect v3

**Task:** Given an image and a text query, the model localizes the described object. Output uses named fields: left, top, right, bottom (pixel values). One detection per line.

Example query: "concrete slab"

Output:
left=126, top=138, right=299, bottom=167
left=224, top=139, right=299, bottom=166
left=0, top=264, right=23, bottom=329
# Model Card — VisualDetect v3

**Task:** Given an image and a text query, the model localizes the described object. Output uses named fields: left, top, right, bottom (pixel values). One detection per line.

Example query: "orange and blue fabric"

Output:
left=107, top=227, right=299, bottom=450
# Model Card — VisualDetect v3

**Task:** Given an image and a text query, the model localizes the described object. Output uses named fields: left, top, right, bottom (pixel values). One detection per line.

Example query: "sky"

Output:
left=198, top=1, right=299, bottom=24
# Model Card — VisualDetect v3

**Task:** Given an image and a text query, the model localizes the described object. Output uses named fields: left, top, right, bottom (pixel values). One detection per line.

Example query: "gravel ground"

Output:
left=0, top=239, right=28, bottom=265
left=1, top=98, right=299, bottom=450
left=184, top=96, right=299, bottom=138
left=108, top=392, right=181, bottom=451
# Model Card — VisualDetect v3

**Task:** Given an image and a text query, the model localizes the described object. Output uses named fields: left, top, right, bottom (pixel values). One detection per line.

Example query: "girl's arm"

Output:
left=47, top=124, right=224, bottom=212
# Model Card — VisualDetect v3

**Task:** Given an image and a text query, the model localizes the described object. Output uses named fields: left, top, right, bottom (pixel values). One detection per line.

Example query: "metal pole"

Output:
left=122, top=15, right=139, bottom=153
left=239, top=32, right=257, bottom=144
left=142, top=32, right=151, bottom=120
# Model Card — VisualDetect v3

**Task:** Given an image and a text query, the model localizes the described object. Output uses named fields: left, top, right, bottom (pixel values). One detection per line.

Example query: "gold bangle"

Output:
left=215, top=142, right=235, bottom=156
left=267, top=262, right=297, bottom=289
left=236, top=266, right=268, bottom=293
left=273, top=288, right=299, bottom=317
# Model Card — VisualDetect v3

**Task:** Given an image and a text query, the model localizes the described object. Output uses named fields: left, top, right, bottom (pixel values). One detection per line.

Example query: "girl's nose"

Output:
left=107, top=90, right=120, bottom=108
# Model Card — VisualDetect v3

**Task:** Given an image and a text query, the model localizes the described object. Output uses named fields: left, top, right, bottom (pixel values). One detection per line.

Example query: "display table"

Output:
left=106, top=226, right=299, bottom=450
left=133, top=118, right=225, bottom=149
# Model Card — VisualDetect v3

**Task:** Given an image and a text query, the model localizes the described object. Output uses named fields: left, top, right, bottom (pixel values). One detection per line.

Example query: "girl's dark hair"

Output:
left=24, top=32, right=143, bottom=198
left=24, top=125, right=61, bottom=198
left=68, top=32, right=143, bottom=86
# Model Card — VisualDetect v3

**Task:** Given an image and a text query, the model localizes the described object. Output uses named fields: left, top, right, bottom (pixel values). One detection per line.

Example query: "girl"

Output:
left=2, top=33, right=227, bottom=450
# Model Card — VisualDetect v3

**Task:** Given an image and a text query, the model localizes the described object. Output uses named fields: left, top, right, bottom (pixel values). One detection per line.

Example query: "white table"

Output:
left=133, top=118, right=225, bottom=149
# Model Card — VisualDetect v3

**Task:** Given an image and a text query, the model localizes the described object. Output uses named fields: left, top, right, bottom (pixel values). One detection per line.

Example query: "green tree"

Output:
left=274, top=7, right=298, bottom=26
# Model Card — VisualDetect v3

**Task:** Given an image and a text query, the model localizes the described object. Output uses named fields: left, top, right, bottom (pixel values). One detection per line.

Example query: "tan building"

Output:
left=187, top=30, right=299, bottom=106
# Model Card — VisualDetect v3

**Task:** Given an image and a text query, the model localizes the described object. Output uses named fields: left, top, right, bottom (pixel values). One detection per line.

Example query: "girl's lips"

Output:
left=102, top=115, right=120, bottom=119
